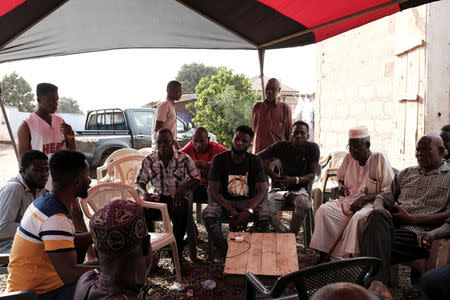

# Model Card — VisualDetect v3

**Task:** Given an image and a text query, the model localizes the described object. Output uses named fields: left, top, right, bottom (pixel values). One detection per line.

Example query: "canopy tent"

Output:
left=0, top=0, right=439, bottom=61
left=0, top=0, right=440, bottom=160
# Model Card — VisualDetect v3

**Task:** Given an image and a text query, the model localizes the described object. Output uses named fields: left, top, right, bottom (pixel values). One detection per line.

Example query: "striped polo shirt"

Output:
left=6, top=193, right=75, bottom=295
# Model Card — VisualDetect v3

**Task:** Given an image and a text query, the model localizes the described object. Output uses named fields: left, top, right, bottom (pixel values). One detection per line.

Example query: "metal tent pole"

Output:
left=258, top=49, right=266, bottom=99
left=0, top=87, right=19, bottom=162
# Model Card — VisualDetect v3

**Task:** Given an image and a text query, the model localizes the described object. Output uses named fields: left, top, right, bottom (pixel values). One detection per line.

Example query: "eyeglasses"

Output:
left=346, top=144, right=364, bottom=150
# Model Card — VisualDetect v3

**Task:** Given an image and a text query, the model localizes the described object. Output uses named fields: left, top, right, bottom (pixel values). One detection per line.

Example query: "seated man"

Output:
left=180, top=126, right=228, bottom=204
left=360, top=134, right=450, bottom=285
left=310, top=126, right=394, bottom=259
left=0, top=150, right=48, bottom=253
left=203, top=125, right=270, bottom=257
left=7, top=150, right=95, bottom=299
left=75, top=199, right=152, bottom=300
left=439, top=124, right=450, bottom=166
left=417, top=217, right=450, bottom=300
left=257, top=120, right=319, bottom=235
left=136, top=128, right=200, bottom=259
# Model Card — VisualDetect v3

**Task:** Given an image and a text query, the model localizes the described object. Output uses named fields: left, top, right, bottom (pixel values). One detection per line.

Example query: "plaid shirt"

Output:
left=136, top=150, right=200, bottom=197
left=378, top=162, right=450, bottom=235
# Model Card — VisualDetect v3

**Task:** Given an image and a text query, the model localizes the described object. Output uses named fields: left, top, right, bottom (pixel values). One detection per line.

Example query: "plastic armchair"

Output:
left=106, top=154, right=145, bottom=187
left=80, top=183, right=182, bottom=282
left=0, top=290, right=37, bottom=299
left=96, top=148, right=139, bottom=182
left=312, top=150, right=347, bottom=212
left=245, top=257, right=381, bottom=300
left=138, top=147, right=153, bottom=156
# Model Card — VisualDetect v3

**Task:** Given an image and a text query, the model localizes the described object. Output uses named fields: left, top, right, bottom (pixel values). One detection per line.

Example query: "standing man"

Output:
left=7, top=150, right=95, bottom=299
left=17, top=83, right=76, bottom=191
left=203, top=125, right=271, bottom=257
left=439, top=124, right=450, bottom=166
left=136, top=128, right=200, bottom=259
left=180, top=127, right=228, bottom=204
left=310, top=126, right=394, bottom=259
left=0, top=150, right=48, bottom=253
left=360, top=135, right=450, bottom=286
left=257, top=121, right=319, bottom=235
left=152, top=80, right=182, bottom=150
left=252, top=78, right=292, bottom=153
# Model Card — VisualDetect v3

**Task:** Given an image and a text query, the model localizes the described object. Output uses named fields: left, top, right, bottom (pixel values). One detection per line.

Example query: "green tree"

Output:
left=176, top=63, right=217, bottom=94
left=57, top=97, right=83, bottom=114
left=187, top=66, right=260, bottom=147
left=0, top=72, right=35, bottom=112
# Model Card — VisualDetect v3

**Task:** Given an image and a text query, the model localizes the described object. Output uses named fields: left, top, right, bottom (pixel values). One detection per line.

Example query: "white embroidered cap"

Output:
left=349, top=126, right=369, bottom=139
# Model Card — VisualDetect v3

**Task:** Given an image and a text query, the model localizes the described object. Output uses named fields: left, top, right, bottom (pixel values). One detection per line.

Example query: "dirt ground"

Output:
left=0, top=143, right=414, bottom=299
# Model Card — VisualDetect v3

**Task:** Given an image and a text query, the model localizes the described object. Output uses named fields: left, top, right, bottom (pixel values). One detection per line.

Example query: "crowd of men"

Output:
left=0, top=79, right=448, bottom=299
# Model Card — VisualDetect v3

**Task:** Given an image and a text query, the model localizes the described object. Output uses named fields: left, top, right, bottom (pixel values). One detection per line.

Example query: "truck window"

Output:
left=177, top=118, right=185, bottom=132
left=133, top=111, right=154, bottom=133
left=86, top=110, right=126, bottom=130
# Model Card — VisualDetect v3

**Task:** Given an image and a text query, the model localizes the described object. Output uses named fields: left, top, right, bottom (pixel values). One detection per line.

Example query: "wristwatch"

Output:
left=296, top=177, right=301, bottom=184
left=246, top=208, right=254, bottom=214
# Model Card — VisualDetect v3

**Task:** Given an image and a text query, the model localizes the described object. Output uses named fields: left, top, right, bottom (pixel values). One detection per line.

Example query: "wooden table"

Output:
left=224, top=232, right=299, bottom=282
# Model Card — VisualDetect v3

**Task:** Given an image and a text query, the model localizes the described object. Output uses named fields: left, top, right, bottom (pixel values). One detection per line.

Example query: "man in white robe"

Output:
left=310, top=126, right=394, bottom=259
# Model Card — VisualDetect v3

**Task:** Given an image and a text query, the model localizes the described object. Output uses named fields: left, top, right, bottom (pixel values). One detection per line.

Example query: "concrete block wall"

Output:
left=314, top=4, right=449, bottom=170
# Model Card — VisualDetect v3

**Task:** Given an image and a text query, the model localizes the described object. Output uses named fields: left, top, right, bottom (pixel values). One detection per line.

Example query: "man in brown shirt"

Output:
left=252, top=78, right=292, bottom=154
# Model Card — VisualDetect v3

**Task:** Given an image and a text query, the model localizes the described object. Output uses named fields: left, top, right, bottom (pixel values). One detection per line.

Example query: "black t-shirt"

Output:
left=208, top=150, right=265, bottom=201
left=265, top=141, right=320, bottom=190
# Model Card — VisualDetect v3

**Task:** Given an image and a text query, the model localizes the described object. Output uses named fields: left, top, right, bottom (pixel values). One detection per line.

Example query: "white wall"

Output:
left=0, top=106, right=85, bottom=141
left=426, top=0, right=450, bottom=133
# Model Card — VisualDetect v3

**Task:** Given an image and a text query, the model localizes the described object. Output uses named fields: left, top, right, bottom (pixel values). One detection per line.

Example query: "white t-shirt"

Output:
left=152, top=100, right=177, bottom=141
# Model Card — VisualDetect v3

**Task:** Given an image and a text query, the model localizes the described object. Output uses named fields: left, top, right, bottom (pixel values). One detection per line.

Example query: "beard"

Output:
left=76, top=184, right=90, bottom=199
left=231, top=145, right=247, bottom=155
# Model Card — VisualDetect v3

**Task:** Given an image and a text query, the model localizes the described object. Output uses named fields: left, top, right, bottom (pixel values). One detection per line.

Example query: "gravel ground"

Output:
left=0, top=143, right=413, bottom=299
left=0, top=210, right=414, bottom=299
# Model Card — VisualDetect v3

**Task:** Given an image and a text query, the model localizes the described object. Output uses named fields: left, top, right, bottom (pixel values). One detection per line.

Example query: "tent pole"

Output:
left=258, top=0, right=407, bottom=49
left=0, top=88, right=19, bottom=162
left=258, top=49, right=266, bottom=100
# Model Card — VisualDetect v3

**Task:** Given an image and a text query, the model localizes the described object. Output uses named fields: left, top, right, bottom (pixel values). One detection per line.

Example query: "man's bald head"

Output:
left=439, top=125, right=450, bottom=160
left=416, top=134, right=446, bottom=171
left=265, top=78, right=280, bottom=103
left=311, top=282, right=378, bottom=300
left=192, top=127, right=210, bottom=153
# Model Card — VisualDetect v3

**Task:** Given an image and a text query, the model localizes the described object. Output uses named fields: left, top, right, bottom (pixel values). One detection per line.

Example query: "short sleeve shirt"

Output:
left=7, top=193, right=75, bottom=295
left=152, top=100, right=177, bottom=140
left=208, top=151, right=265, bottom=201
left=265, top=141, right=320, bottom=190
left=180, top=141, right=228, bottom=185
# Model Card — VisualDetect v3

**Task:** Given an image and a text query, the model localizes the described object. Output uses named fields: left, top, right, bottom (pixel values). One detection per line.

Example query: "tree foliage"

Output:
left=176, top=63, right=217, bottom=94
left=57, top=97, right=83, bottom=114
left=0, top=72, right=35, bottom=112
left=187, top=66, right=259, bottom=147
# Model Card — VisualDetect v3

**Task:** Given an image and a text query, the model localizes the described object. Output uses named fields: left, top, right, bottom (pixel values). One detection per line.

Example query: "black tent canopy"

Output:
left=0, top=0, right=440, bottom=160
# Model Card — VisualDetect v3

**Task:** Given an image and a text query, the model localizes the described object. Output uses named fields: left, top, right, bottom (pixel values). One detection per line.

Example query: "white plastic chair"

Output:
left=96, top=148, right=139, bottom=182
left=138, top=147, right=153, bottom=156
left=80, top=182, right=182, bottom=282
left=106, top=154, right=145, bottom=187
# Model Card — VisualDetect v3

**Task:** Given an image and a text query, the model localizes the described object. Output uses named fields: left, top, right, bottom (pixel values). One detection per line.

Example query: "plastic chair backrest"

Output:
left=0, top=290, right=38, bottom=299
left=270, top=257, right=381, bottom=300
left=107, top=154, right=145, bottom=186
left=104, top=148, right=139, bottom=166
left=138, top=147, right=153, bottom=156
left=81, top=183, right=172, bottom=233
